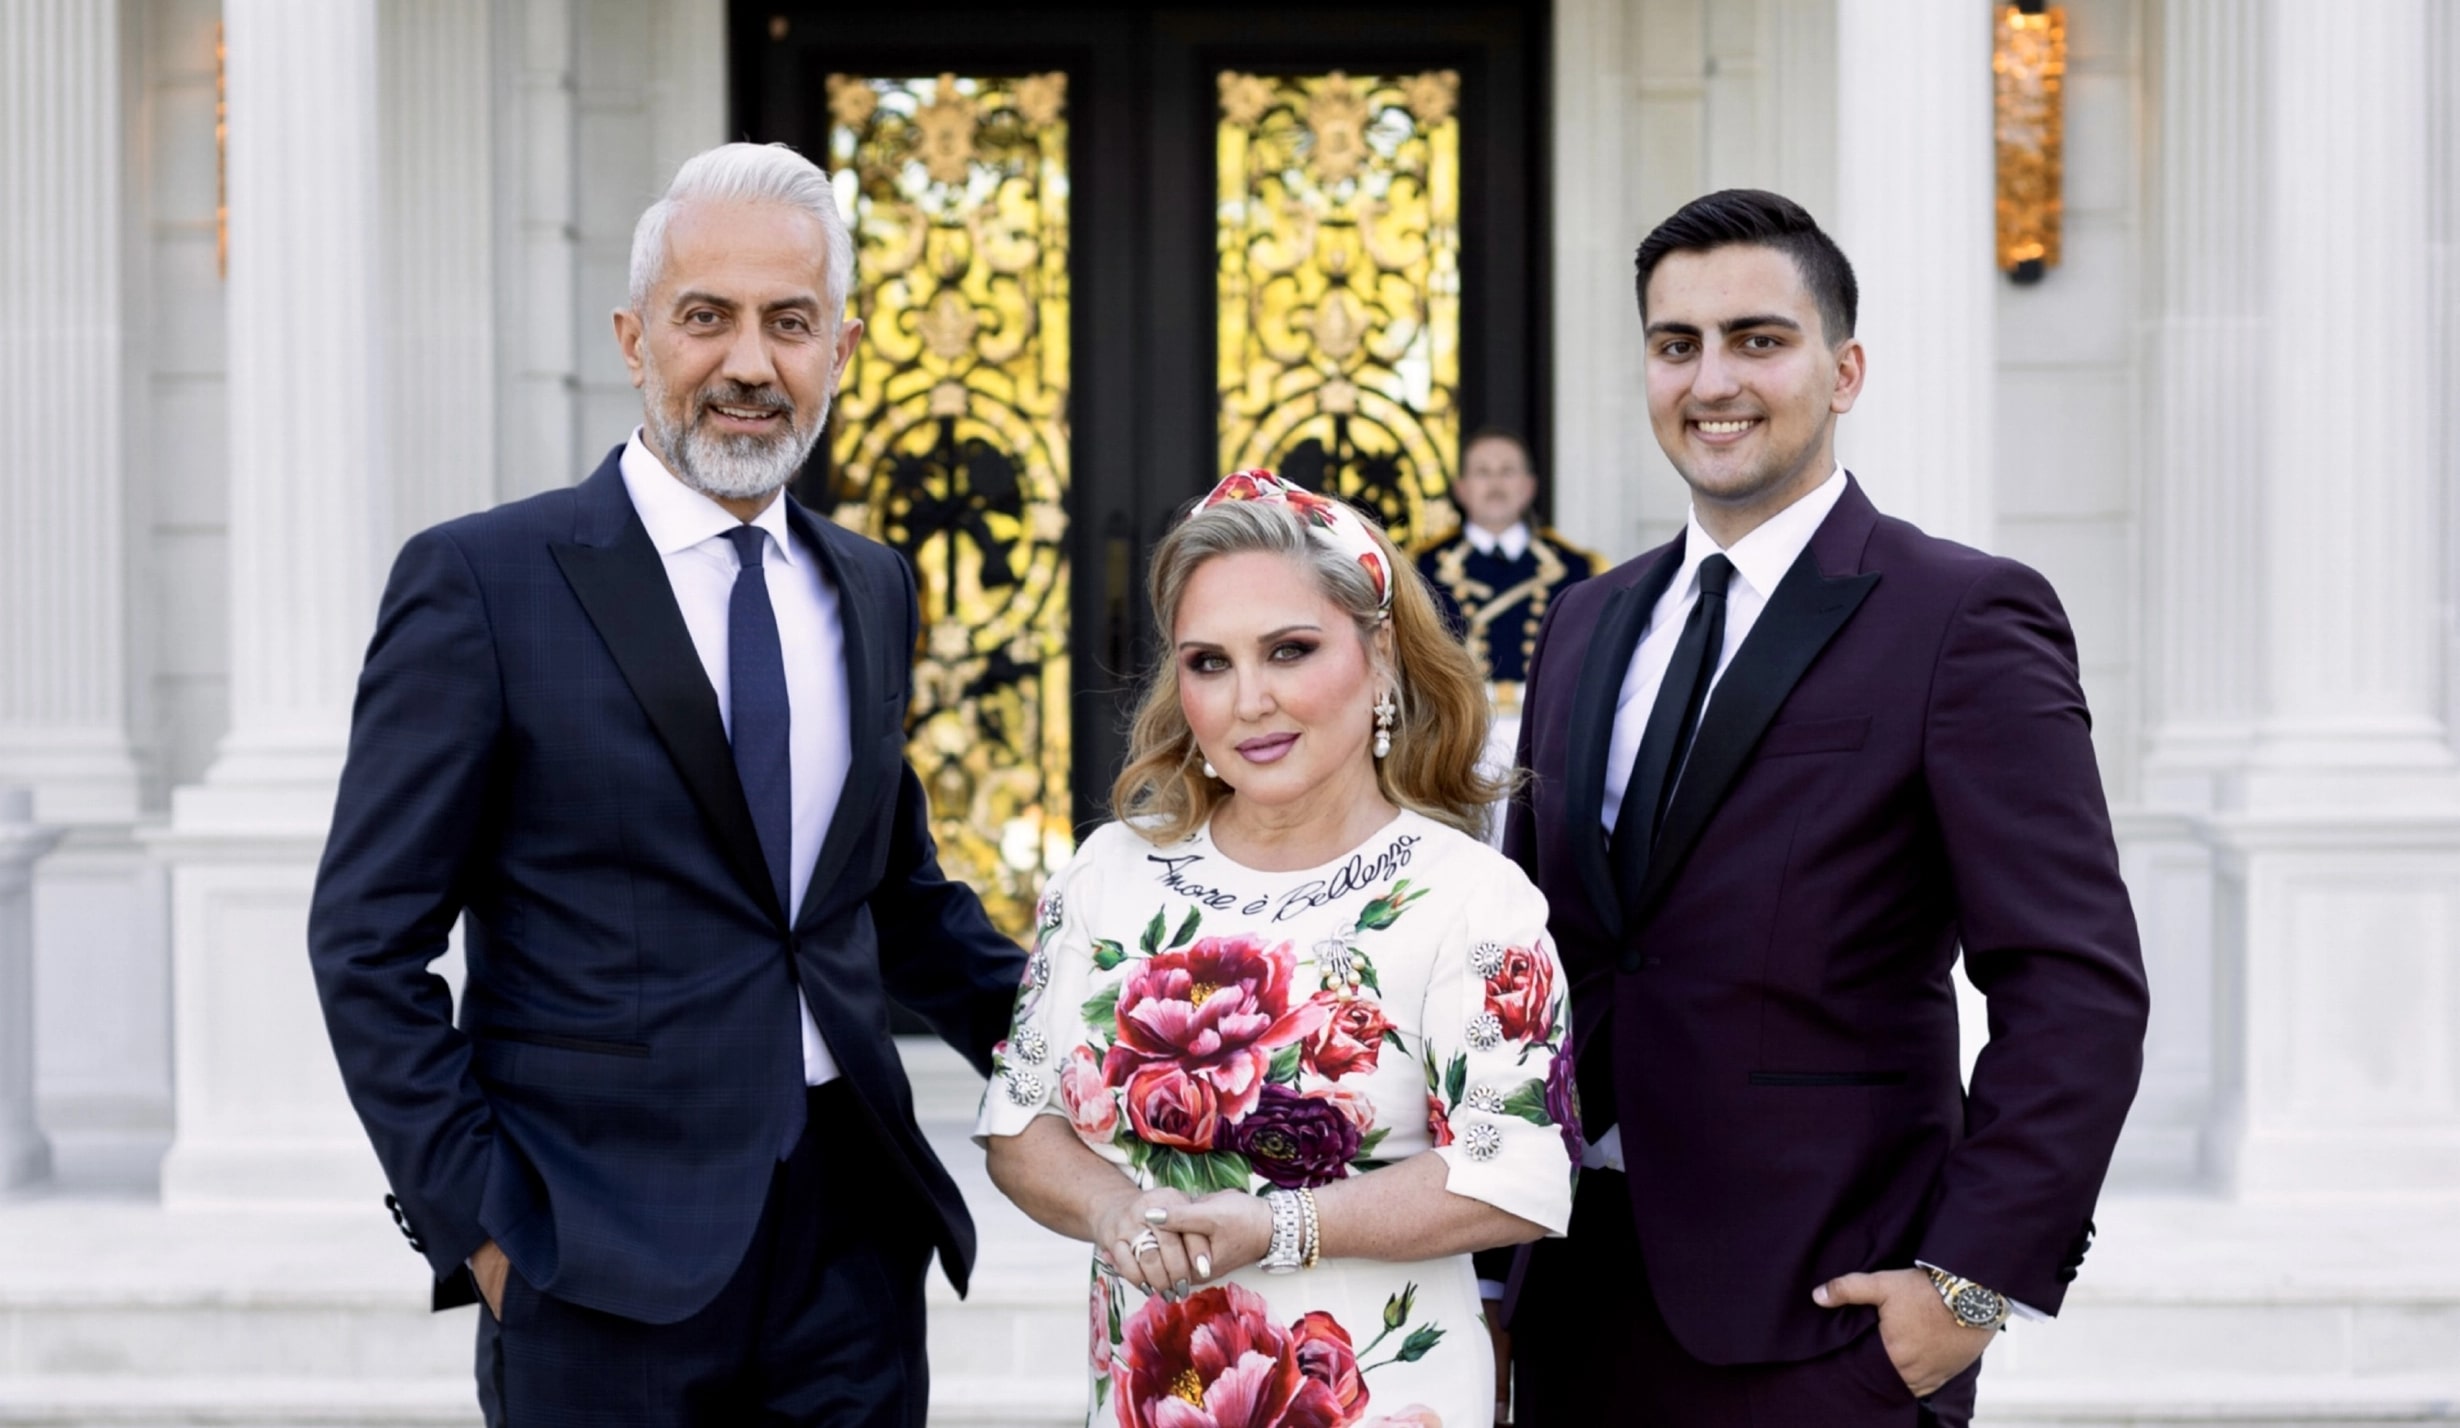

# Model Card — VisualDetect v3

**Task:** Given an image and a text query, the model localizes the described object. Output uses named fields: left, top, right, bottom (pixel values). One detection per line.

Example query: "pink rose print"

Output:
left=1281, top=484, right=1340, bottom=527
left=1482, top=944, right=1557, bottom=1044
left=1111, top=1283, right=1350, bottom=1428
left=1358, top=549, right=1389, bottom=603
left=1289, top=1311, right=1369, bottom=1421
left=1302, top=993, right=1393, bottom=1080
left=1091, top=1275, right=1115, bottom=1376
left=1123, top=1063, right=1222, bottom=1153
left=1060, top=1045, right=1117, bottom=1141
left=1206, top=471, right=1277, bottom=506
left=1104, top=934, right=1327, bottom=1121
left=1312, top=1084, right=1378, bottom=1134
left=1426, top=1094, right=1454, bottom=1148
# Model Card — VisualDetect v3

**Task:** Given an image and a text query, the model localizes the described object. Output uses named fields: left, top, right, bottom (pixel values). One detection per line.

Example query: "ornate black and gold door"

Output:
left=737, top=3, right=1548, bottom=940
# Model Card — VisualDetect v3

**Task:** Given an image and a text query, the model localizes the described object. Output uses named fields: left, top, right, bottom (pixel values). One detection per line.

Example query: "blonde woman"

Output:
left=978, top=472, right=1579, bottom=1427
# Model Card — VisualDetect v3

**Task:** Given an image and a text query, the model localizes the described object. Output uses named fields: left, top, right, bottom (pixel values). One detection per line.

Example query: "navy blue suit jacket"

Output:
left=308, top=449, right=1023, bottom=1324
left=1500, top=478, right=2147, bottom=1364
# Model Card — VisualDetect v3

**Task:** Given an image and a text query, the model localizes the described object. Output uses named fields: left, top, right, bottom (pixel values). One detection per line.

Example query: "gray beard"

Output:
left=641, top=368, right=829, bottom=502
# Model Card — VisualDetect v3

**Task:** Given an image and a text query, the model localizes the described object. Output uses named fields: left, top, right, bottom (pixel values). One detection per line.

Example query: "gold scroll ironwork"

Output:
left=1994, top=6, right=2066, bottom=275
left=828, top=71, right=1074, bottom=940
left=1217, top=70, right=1463, bottom=545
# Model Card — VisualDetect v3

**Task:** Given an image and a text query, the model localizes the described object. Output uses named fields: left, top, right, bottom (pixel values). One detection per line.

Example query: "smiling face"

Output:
left=1175, top=550, right=1385, bottom=820
left=1642, top=242, right=1863, bottom=544
left=614, top=198, right=863, bottom=513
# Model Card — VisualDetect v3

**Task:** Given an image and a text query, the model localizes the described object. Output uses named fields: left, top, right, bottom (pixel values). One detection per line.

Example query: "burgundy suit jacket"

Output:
left=1501, top=477, right=2148, bottom=1366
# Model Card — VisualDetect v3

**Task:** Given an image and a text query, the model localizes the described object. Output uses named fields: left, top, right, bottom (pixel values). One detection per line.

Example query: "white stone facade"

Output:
left=2, top=0, right=2455, bottom=1421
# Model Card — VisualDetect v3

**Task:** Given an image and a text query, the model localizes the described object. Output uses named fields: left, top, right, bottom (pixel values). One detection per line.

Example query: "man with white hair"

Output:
left=308, top=142, right=1023, bottom=1425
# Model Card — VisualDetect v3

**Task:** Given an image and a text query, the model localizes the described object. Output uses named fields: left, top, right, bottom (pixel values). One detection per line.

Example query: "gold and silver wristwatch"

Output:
left=1924, top=1267, right=2012, bottom=1331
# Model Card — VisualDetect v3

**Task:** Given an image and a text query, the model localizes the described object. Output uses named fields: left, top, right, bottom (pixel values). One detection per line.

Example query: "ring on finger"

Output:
left=1130, top=1228, right=1162, bottom=1256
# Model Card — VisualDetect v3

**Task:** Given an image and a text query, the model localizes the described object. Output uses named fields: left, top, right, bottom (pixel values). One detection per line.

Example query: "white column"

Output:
left=2122, top=0, right=2273, bottom=1188
left=0, top=790, right=67, bottom=1191
left=2249, top=0, right=2453, bottom=800
left=0, top=0, right=143, bottom=825
left=1832, top=0, right=1996, bottom=549
left=382, top=0, right=498, bottom=535
left=2217, top=0, right=2460, bottom=1199
left=2141, top=0, right=2265, bottom=801
left=155, top=0, right=391, bottom=1206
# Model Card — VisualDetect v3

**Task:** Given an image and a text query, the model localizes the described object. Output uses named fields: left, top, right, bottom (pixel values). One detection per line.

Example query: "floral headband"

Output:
left=1192, top=470, right=1393, bottom=612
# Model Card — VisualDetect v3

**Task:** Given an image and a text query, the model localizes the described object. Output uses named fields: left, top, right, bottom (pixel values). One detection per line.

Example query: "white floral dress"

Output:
left=976, top=811, right=1579, bottom=1428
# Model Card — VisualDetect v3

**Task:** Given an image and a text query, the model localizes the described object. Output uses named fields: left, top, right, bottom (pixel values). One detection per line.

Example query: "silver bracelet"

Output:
left=1260, top=1188, right=1305, bottom=1274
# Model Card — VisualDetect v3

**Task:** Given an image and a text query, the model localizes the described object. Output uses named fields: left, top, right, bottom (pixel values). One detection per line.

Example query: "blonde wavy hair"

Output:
left=1111, top=496, right=1508, bottom=843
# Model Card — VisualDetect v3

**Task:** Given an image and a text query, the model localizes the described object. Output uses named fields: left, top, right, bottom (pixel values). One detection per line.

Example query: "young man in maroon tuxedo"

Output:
left=1493, top=190, right=2149, bottom=1425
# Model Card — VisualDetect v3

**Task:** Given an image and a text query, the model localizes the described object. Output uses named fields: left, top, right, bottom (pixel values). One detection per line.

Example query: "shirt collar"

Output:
left=1464, top=520, right=1531, bottom=559
left=1676, top=467, right=1846, bottom=601
left=618, top=428, right=801, bottom=565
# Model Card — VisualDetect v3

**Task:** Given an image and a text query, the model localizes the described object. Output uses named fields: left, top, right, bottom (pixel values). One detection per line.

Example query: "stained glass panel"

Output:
left=1216, top=70, right=1463, bottom=545
left=828, top=71, right=1073, bottom=939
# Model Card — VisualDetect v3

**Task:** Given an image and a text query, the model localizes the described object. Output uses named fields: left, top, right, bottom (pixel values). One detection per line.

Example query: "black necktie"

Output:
left=1612, top=553, right=1734, bottom=906
left=724, top=526, right=794, bottom=919
left=723, top=525, right=805, bottom=1155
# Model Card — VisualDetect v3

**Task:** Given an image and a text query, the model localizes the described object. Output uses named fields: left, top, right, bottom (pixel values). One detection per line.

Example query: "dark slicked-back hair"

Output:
left=1633, top=189, right=1858, bottom=345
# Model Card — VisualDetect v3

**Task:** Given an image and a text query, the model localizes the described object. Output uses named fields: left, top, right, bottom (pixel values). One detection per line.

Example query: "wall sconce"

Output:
left=1994, top=1, right=2065, bottom=284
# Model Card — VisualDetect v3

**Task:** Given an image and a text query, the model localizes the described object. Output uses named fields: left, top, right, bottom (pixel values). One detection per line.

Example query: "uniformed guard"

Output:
left=1415, top=430, right=1598, bottom=844
left=1416, top=429, right=1600, bottom=722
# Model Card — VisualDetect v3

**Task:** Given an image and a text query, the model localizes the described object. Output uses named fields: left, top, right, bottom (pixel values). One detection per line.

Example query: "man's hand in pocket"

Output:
left=471, top=1239, right=510, bottom=1321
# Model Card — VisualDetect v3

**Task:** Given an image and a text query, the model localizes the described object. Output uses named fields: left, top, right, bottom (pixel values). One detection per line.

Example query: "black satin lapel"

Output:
left=1562, top=544, right=1682, bottom=939
left=1622, top=552, right=1879, bottom=950
left=1563, top=588, right=1639, bottom=937
left=551, top=527, right=787, bottom=928
left=792, top=508, right=887, bottom=929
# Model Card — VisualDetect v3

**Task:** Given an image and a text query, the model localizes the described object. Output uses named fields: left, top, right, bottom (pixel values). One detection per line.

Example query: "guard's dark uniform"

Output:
left=1415, top=523, right=1600, bottom=715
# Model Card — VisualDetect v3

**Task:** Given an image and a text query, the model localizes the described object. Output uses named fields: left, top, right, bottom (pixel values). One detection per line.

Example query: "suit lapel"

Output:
left=551, top=454, right=787, bottom=928
left=789, top=501, right=888, bottom=931
left=1621, top=484, right=1882, bottom=949
left=1563, top=541, right=1683, bottom=943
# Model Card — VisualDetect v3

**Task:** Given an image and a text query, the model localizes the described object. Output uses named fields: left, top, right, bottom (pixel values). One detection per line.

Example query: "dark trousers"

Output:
left=475, top=1082, right=934, bottom=1428
left=1512, top=1171, right=1979, bottom=1428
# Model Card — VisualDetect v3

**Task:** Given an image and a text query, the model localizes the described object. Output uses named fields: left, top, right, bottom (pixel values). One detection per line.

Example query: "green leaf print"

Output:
left=1268, top=1042, right=1304, bottom=1085
left=1445, top=1052, right=1468, bottom=1108
left=1139, top=907, right=1167, bottom=956
left=1353, top=1126, right=1390, bottom=1160
left=1353, top=879, right=1427, bottom=931
left=1394, top=1323, right=1446, bottom=1363
left=1498, top=1078, right=1557, bottom=1126
left=1168, top=905, right=1203, bottom=948
left=1091, top=938, right=1128, bottom=971
left=1145, top=1146, right=1254, bottom=1195
left=1082, top=986, right=1122, bottom=1029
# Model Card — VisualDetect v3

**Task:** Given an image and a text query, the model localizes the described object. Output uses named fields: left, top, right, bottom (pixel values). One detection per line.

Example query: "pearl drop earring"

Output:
left=1203, top=758, right=1219, bottom=779
left=1372, top=690, right=1395, bottom=759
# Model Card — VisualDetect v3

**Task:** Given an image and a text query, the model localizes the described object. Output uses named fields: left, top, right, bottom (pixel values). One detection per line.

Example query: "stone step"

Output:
left=5, top=1048, right=2454, bottom=1428
left=1979, top=1377, right=2460, bottom=1426
left=0, top=1377, right=473, bottom=1427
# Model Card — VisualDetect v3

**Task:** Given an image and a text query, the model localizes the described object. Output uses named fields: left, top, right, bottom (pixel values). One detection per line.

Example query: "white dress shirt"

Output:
left=619, top=432, right=850, bottom=1086
left=1463, top=519, right=1532, bottom=560
left=1598, top=469, right=1848, bottom=835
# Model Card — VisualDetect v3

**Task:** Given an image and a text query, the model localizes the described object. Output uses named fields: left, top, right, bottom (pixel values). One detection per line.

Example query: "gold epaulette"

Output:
left=1534, top=526, right=1606, bottom=576
left=1408, top=522, right=1466, bottom=561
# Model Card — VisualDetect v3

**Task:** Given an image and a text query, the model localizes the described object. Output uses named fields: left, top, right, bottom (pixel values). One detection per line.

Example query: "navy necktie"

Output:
left=725, top=525, right=807, bottom=1156
left=723, top=525, right=793, bottom=920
